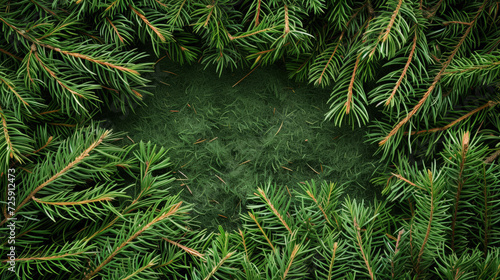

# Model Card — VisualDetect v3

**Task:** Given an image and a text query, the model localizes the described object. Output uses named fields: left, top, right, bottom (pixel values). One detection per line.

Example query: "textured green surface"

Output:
left=100, top=59, right=380, bottom=231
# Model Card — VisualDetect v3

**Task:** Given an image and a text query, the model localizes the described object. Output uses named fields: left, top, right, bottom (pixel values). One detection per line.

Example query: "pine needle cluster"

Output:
left=0, top=0, right=499, bottom=279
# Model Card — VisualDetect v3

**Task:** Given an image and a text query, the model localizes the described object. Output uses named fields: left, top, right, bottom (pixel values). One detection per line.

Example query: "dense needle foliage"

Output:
left=0, top=0, right=499, bottom=279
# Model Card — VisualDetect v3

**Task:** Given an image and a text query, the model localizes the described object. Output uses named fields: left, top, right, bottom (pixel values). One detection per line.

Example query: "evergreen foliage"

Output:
left=0, top=0, right=499, bottom=279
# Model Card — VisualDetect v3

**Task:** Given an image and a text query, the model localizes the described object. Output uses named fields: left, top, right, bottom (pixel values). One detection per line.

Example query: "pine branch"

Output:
left=83, top=202, right=183, bottom=279
left=282, top=244, right=300, bottom=280
left=0, top=108, right=33, bottom=171
left=163, top=237, right=205, bottom=260
left=122, top=259, right=157, bottom=280
left=405, top=101, right=498, bottom=136
left=327, top=242, right=338, bottom=280
left=346, top=55, right=361, bottom=114
left=353, top=217, right=375, bottom=280
left=415, top=170, right=435, bottom=277
left=248, top=211, right=275, bottom=251
left=40, top=43, right=140, bottom=75
left=0, top=48, right=22, bottom=61
left=450, top=131, right=470, bottom=252
left=385, top=30, right=418, bottom=106
left=0, top=129, right=110, bottom=226
left=310, top=32, right=344, bottom=86
left=203, top=251, right=235, bottom=280
left=380, top=0, right=488, bottom=146
left=256, top=188, right=292, bottom=234
left=130, top=5, right=167, bottom=43
left=105, top=17, right=124, bottom=44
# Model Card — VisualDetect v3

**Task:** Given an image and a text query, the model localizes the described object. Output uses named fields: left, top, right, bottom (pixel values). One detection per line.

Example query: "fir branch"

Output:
left=367, top=0, right=405, bottom=58
left=383, top=0, right=404, bottom=43
left=105, top=17, right=124, bottom=44
left=163, top=237, right=205, bottom=260
left=282, top=244, right=300, bottom=279
left=315, top=32, right=344, bottom=86
left=391, top=229, right=405, bottom=278
left=306, top=190, right=337, bottom=227
left=482, top=165, right=489, bottom=254
left=203, top=251, right=235, bottom=280
left=379, top=1, right=488, bottom=145
left=0, top=129, right=110, bottom=226
left=415, top=170, right=434, bottom=278
left=346, top=55, right=361, bottom=114
left=256, top=188, right=292, bottom=234
left=33, top=49, right=85, bottom=99
left=28, top=136, right=53, bottom=156
left=165, top=0, right=187, bottom=27
left=327, top=242, right=338, bottom=280
left=386, top=30, right=418, bottom=106
left=227, top=27, right=276, bottom=40
left=391, top=173, right=425, bottom=190
left=105, top=0, right=121, bottom=12
left=83, top=202, right=183, bottom=280
left=0, top=48, right=22, bottom=61
left=32, top=196, right=113, bottom=206
left=0, top=108, right=33, bottom=170
left=424, top=0, right=443, bottom=18
left=450, top=131, right=470, bottom=252
left=122, top=260, right=156, bottom=280
left=238, top=229, right=249, bottom=260
left=203, top=3, right=215, bottom=27
left=0, top=110, right=15, bottom=160
left=38, top=43, right=140, bottom=74
left=29, top=0, right=57, bottom=16
left=129, top=5, right=166, bottom=43
left=3, top=252, right=85, bottom=262
left=354, top=217, right=375, bottom=280
left=248, top=212, right=275, bottom=250
left=405, top=101, right=498, bottom=136
left=444, top=59, right=500, bottom=74
left=1, top=16, right=139, bottom=76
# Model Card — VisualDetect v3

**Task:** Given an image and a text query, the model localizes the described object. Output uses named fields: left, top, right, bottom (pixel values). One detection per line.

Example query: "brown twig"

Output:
left=281, top=166, right=293, bottom=172
left=391, top=173, right=425, bottom=190
left=255, top=0, right=261, bottom=26
left=274, top=121, right=284, bottom=136
left=232, top=63, right=260, bottom=87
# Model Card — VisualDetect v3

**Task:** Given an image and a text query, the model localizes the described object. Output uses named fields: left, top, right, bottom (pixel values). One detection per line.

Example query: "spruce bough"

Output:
left=1, top=0, right=499, bottom=279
